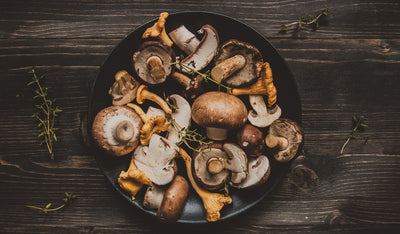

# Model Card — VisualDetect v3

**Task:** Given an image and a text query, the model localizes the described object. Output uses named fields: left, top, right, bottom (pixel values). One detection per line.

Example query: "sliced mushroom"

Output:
left=133, top=134, right=179, bottom=185
left=108, top=70, right=140, bottom=106
left=223, top=143, right=248, bottom=185
left=142, top=12, right=173, bottom=47
left=234, top=155, right=271, bottom=190
left=248, top=95, right=281, bottom=127
left=171, top=72, right=205, bottom=100
left=132, top=41, right=175, bottom=85
left=212, top=39, right=263, bottom=87
left=175, top=25, right=219, bottom=73
left=91, top=106, right=143, bottom=156
left=237, top=124, right=266, bottom=157
left=191, top=91, right=248, bottom=140
left=166, top=94, right=191, bottom=145
left=118, top=157, right=152, bottom=200
left=265, top=118, right=303, bottom=162
left=143, top=185, right=166, bottom=210
left=136, top=85, right=172, bottom=115
left=169, top=25, right=201, bottom=55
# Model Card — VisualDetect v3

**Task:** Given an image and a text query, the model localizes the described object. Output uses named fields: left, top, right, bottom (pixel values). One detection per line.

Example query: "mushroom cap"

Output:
left=269, top=118, right=303, bottom=162
left=233, top=155, right=271, bottom=190
left=91, top=106, right=142, bottom=156
left=191, top=91, right=248, bottom=130
left=132, top=41, right=175, bottom=85
left=192, top=144, right=229, bottom=191
left=223, top=143, right=248, bottom=185
left=214, top=39, right=263, bottom=87
left=143, top=185, right=166, bottom=210
left=237, top=124, right=266, bottom=157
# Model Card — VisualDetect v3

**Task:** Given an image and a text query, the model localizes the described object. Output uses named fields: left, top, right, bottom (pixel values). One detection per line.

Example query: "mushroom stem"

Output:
left=206, top=127, right=228, bottom=141
left=169, top=25, right=201, bottom=55
left=178, top=148, right=232, bottom=222
left=146, top=56, right=165, bottom=80
left=171, top=71, right=191, bottom=87
left=136, top=85, right=172, bottom=115
left=207, top=158, right=225, bottom=175
left=211, top=54, right=246, bottom=82
left=265, top=134, right=288, bottom=150
left=115, top=120, right=135, bottom=143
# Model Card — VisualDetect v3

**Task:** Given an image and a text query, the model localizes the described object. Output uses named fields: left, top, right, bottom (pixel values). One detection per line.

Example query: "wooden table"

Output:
left=1, top=0, right=399, bottom=232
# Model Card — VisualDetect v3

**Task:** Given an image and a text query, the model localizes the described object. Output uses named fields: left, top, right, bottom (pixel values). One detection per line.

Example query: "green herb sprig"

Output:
left=26, top=192, right=77, bottom=213
left=28, top=67, right=62, bottom=159
left=340, top=115, right=368, bottom=154
left=279, top=5, right=331, bottom=33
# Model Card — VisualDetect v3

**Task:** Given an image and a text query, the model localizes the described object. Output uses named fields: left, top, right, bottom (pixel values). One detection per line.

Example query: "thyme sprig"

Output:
left=28, top=67, right=62, bottom=160
left=340, top=115, right=368, bottom=154
left=26, top=192, right=77, bottom=213
left=171, top=57, right=232, bottom=93
left=279, top=5, right=331, bottom=33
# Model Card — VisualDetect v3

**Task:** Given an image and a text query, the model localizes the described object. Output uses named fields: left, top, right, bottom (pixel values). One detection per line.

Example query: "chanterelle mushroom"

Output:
left=265, top=118, right=303, bottom=162
left=230, top=62, right=281, bottom=128
left=178, top=147, right=232, bottom=222
left=191, top=91, right=248, bottom=141
left=118, top=157, right=152, bottom=200
left=91, top=106, right=143, bottom=156
left=142, top=12, right=173, bottom=47
left=133, top=134, right=179, bottom=185
left=212, top=39, right=263, bottom=87
left=132, top=41, right=175, bottom=85
left=136, top=85, right=172, bottom=115
left=108, top=70, right=140, bottom=106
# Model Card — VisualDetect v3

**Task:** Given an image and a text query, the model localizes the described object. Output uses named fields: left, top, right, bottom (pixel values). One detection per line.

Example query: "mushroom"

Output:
left=165, top=94, right=191, bottom=145
left=237, top=124, right=266, bottom=157
left=233, top=155, right=271, bottom=190
left=136, top=85, right=172, bottom=115
left=108, top=70, right=140, bottom=106
left=211, top=39, right=263, bottom=87
left=178, top=147, right=232, bottom=222
left=191, top=91, right=248, bottom=140
left=265, top=118, right=303, bottom=162
left=143, top=184, right=166, bottom=210
left=91, top=106, right=143, bottom=156
left=169, top=25, right=200, bottom=55
left=230, top=62, right=281, bottom=128
left=171, top=72, right=205, bottom=100
left=133, top=134, right=179, bottom=185
left=132, top=41, right=175, bottom=85
left=142, top=12, right=173, bottom=47
left=174, top=25, right=219, bottom=73
left=157, top=175, right=190, bottom=223
left=192, top=143, right=248, bottom=190
left=118, top=157, right=152, bottom=200
left=126, top=103, right=169, bottom=146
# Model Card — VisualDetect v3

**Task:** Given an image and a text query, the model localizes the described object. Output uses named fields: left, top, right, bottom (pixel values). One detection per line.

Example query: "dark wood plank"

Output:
left=1, top=0, right=400, bottom=39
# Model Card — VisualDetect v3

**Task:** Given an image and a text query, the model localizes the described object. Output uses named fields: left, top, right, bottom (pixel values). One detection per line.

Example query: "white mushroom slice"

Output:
left=234, top=155, right=271, bottom=189
left=223, top=143, right=248, bottom=185
left=146, top=106, right=165, bottom=118
left=133, top=135, right=179, bottom=185
left=248, top=95, right=281, bottom=128
left=143, top=185, right=166, bottom=210
left=169, top=25, right=201, bottom=55
left=166, top=94, right=191, bottom=145
left=178, top=25, right=219, bottom=73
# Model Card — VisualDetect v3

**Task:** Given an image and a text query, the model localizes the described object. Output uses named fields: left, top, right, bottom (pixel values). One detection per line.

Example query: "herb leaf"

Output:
left=26, top=193, right=77, bottom=213
left=340, top=115, right=368, bottom=154
left=279, top=5, right=331, bottom=33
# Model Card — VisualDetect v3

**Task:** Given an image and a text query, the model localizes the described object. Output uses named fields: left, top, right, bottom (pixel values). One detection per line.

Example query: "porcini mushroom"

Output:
left=132, top=41, right=175, bottom=85
left=133, top=134, right=179, bottom=185
left=178, top=147, right=232, bottom=222
left=171, top=72, right=205, bottom=100
left=191, top=91, right=248, bottom=140
left=142, top=12, right=173, bottom=47
left=230, top=62, right=281, bottom=128
left=108, top=70, right=140, bottom=106
left=233, top=155, right=271, bottom=190
left=91, top=106, right=143, bottom=156
left=126, top=103, right=169, bottom=146
left=169, top=25, right=200, bottom=55
left=136, top=85, right=172, bottom=115
left=174, top=25, right=219, bottom=73
left=118, top=157, right=152, bottom=200
left=237, top=124, right=266, bottom=157
left=212, top=39, right=263, bottom=87
left=265, top=118, right=303, bottom=162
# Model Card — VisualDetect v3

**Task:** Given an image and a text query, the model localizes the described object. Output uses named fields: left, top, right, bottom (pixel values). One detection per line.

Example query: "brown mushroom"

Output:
left=171, top=72, right=205, bottom=100
left=237, top=124, right=266, bottom=157
left=265, top=118, right=303, bottom=162
left=233, top=155, right=271, bottom=190
left=142, top=12, right=173, bottom=47
left=212, top=39, right=263, bottom=87
left=108, top=70, right=140, bottom=106
left=91, top=106, right=143, bottom=156
left=132, top=41, right=175, bottom=85
left=191, top=91, right=248, bottom=140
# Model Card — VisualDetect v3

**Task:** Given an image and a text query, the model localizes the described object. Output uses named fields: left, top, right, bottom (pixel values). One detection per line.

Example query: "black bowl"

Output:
left=88, top=11, right=301, bottom=224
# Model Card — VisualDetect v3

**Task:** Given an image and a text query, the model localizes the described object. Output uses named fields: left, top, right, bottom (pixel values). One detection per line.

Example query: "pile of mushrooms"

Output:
left=91, top=12, right=303, bottom=223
